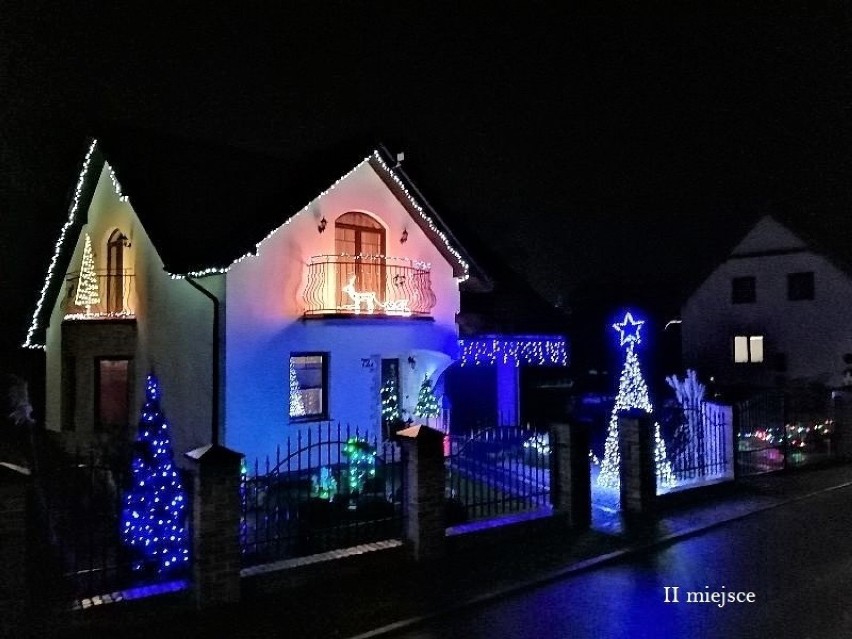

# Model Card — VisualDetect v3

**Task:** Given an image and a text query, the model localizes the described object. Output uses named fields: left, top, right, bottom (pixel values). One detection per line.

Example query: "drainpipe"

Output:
left=185, top=276, right=221, bottom=447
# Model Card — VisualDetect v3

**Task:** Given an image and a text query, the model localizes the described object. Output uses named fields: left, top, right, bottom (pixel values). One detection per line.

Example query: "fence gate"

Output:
left=735, top=391, right=837, bottom=476
left=39, top=456, right=134, bottom=603
left=445, top=426, right=550, bottom=526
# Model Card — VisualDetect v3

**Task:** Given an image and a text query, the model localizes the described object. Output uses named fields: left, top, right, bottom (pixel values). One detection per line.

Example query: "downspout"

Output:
left=185, top=276, right=221, bottom=447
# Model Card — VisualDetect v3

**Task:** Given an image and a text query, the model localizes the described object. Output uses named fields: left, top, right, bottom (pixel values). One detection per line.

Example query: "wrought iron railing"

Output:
left=445, top=426, right=551, bottom=526
left=63, top=270, right=136, bottom=319
left=303, top=255, right=436, bottom=317
left=241, top=423, right=405, bottom=567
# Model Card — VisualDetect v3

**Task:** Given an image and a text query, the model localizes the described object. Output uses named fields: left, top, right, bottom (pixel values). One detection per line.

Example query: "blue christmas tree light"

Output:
left=598, top=312, right=674, bottom=490
left=121, top=374, right=190, bottom=574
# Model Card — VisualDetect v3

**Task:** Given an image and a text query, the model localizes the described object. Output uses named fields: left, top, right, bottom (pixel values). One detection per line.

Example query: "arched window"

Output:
left=334, top=213, right=386, bottom=308
left=106, top=229, right=129, bottom=313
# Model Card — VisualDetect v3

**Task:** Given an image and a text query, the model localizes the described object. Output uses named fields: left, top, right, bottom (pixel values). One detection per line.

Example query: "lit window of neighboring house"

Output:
left=734, top=335, right=764, bottom=364
left=731, top=276, right=756, bottom=304
left=289, top=353, right=329, bottom=420
left=787, top=272, right=814, bottom=301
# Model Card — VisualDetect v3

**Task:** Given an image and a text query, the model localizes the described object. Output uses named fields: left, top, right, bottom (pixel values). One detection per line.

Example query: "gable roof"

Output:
left=24, top=128, right=483, bottom=348
left=681, top=211, right=852, bottom=309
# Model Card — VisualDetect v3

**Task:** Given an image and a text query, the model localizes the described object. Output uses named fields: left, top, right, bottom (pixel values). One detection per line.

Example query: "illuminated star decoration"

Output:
left=613, top=312, right=644, bottom=348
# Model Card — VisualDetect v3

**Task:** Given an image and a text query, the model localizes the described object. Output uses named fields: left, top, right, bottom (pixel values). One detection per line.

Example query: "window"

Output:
left=335, top=212, right=386, bottom=309
left=289, top=353, right=328, bottom=420
left=106, top=229, right=129, bottom=313
left=731, top=276, right=756, bottom=304
left=95, top=358, right=130, bottom=430
left=733, top=335, right=764, bottom=364
left=787, top=272, right=814, bottom=301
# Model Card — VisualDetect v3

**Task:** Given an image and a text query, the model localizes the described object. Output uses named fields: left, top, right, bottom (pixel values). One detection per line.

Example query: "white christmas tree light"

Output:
left=75, top=233, right=100, bottom=314
left=597, top=312, right=674, bottom=490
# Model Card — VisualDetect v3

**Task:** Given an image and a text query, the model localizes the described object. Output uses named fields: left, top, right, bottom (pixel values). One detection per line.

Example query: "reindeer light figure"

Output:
left=341, top=276, right=379, bottom=314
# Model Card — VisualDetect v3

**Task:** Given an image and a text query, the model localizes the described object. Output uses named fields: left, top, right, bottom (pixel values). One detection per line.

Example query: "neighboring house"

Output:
left=24, top=131, right=497, bottom=464
left=681, top=215, right=852, bottom=392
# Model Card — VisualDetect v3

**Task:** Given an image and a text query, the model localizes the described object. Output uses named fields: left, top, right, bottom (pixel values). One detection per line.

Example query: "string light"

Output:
left=28, top=145, right=469, bottom=344
left=288, top=359, right=306, bottom=418
left=370, top=151, right=470, bottom=282
left=459, top=336, right=568, bottom=367
left=598, top=311, right=675, bottom=490
left=120, top=374, right=190, bottom=574
left=108, top=167, right=129, bottom=202
left=343, top=437, right=377, bottom=494
left=74, top=233, right=101, bottom=314
left=24, top=139, right=98, bottom=349
left=413, top=375, right=440, bottom=423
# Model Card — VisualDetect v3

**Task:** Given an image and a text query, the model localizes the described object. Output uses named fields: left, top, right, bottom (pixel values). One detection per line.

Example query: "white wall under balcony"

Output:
left=224, top=160, right=462, bottom=463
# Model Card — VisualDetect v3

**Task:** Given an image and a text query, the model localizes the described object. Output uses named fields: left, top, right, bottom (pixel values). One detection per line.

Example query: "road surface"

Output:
left=389, top=484, right=852, bottom=639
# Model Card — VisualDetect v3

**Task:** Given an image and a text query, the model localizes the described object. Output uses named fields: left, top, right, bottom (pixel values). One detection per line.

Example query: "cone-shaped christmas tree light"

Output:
left=75, top=233, right=100, bottom=314
left=414, top=375, right=440, bottom=426
left=597, top=312, right=674, bottom=489
left=121, top=373, right=190, bottom=574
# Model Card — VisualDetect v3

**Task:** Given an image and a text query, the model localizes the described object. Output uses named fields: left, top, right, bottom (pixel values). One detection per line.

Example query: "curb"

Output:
left=346, top=479, right=852, bottom=639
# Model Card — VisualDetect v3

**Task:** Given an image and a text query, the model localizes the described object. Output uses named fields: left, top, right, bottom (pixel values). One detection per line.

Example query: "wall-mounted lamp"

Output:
left=407, top=356, right=416, bottom=370
left=400, top=229, right=408, bottom=244
left=318, top=217, right=327, bottom=233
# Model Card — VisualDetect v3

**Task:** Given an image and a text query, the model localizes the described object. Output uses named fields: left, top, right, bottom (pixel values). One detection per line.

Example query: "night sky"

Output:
left=2, top=4, right=849, bottom=375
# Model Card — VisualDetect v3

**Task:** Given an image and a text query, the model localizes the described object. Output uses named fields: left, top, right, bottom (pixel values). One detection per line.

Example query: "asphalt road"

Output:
left=388, top=484, right=852, bottom=639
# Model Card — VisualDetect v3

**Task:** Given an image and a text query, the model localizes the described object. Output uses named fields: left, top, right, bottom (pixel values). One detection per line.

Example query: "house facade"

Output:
left=27, top=137, right=478, bottom=464
left=681, top=215, right=852, bottom=391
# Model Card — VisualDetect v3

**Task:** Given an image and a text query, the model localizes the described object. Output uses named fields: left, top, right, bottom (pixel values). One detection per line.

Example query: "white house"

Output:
left=681, top=215, right=852, bottom=391
left=25, top=133, right=488, bottom=464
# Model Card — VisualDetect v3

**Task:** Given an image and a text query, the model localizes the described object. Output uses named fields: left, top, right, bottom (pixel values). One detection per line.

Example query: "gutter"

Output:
left=185, top=276, right=221, bottom=446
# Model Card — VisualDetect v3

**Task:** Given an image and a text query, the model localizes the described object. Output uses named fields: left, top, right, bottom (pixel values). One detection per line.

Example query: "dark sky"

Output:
left=2, top=3, right=850, bottom=371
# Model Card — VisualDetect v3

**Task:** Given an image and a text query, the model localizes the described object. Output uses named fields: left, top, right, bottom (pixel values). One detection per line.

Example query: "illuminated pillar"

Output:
left=496, top=362, right=519, bottom=426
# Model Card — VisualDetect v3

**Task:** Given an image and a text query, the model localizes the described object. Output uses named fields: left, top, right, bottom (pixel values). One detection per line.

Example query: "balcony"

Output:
left=63, top=270, right=136, bottom=320
left=303, top=255, right=436, bottom=318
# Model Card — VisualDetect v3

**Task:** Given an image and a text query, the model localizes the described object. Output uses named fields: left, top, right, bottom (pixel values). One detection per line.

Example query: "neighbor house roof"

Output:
left=24, top=127, right=485, bottom=348
left=680, top=211, right=852, bottom=310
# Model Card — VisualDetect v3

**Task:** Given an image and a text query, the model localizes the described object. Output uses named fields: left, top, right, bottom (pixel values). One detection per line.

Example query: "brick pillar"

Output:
left=397, top=425, right=446, bottom=561
left=0, top=462, right=31, bottom=637
left=549, top=422, right=591, bottom=529
left=184, top=444, right=244, bottom=608
left=618, top=414, right=656, bottom=515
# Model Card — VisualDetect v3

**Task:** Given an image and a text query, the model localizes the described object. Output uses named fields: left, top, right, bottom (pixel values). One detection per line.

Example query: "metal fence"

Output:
left=37, top=449, right=191, bottom=602
left=657, top=401, right=733, bottom=493
left=736, top=390, right=837, bottom=476
left=241, top=424, right=405, bottom=567
left=445, top=426, right=550, bottom=526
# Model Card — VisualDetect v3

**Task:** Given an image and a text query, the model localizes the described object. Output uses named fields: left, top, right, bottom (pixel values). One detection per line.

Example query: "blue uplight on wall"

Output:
left=458, top=336, right=568, bottom=367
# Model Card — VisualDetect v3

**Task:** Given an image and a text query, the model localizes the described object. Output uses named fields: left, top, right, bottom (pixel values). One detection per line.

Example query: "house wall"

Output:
left=224, top=162, right=461, bottom=464
left=45, top=164, right=219, bottom=461
left=682, top=217, right=852, bottom=389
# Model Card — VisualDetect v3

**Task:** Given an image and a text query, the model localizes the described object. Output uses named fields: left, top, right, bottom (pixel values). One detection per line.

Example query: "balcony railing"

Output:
left=63, top=270, right=136, bottom=319
left=303, top=255, right=436, bottom=317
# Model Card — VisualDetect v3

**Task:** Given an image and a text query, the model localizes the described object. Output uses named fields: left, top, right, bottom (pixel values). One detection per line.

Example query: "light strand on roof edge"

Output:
left=24, top=139, right=99, bottom=349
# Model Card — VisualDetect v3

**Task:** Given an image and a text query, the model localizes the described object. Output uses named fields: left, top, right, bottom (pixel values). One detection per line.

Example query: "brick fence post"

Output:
left=549, top=422, right=591, bottom=529
left=396, top=425, right=446, bottom=561
left=0, top=462, right=31, bottom=637
left=618, top=414, right=656, bottom=516
left=184, top=444, right=244, bottom=609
